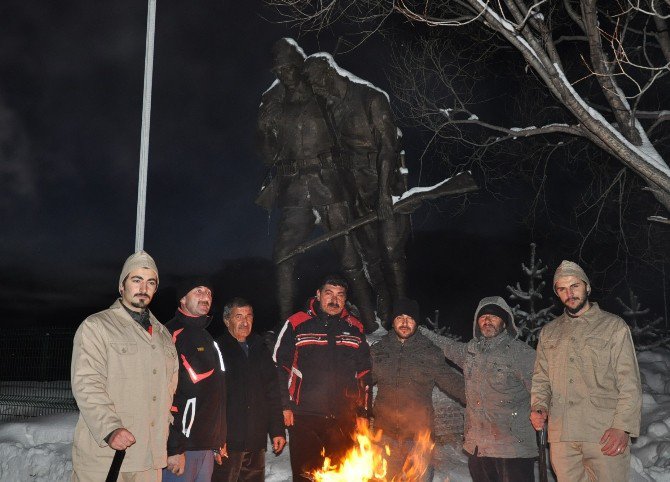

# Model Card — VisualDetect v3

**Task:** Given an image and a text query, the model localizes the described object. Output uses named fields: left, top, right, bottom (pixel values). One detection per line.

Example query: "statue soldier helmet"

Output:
left=271, top=37, right=305, bottom=70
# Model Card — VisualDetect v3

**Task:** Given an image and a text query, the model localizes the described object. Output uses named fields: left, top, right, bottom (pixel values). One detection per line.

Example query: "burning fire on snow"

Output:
left=311, top=420, right=435, bottom=481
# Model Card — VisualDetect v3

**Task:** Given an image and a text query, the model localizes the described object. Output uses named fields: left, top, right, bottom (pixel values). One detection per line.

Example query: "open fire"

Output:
left=311, top=420, right=435, bottom=481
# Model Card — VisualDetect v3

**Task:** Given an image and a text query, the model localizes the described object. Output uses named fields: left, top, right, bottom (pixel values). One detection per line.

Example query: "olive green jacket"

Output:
left=71, top=300, right=179, bottom=473
left=371, top=331, right=465, bottom=441
left=531, top=303, right=642, bottom=443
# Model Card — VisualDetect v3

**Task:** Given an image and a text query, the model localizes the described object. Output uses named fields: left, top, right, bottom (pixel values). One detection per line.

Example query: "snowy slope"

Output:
left=2, top=347, right=670, bottom=481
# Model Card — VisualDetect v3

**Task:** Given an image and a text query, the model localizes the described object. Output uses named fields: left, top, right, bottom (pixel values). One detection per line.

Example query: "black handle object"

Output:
left=537, top=427, right=549, bottom=482
left=105, top=449, right=126, bottom=482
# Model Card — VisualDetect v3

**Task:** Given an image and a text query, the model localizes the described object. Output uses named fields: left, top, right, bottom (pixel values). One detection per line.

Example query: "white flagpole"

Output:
left=135, top=0, right=157, bottom=252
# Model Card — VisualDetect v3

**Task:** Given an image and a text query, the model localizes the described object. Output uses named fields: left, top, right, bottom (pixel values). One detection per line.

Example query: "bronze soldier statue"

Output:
left=256, top=38, right=377, bottom=332
left=303, top=54, right=410, bottom=323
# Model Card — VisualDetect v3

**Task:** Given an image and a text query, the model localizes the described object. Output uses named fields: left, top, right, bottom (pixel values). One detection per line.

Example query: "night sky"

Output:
left=1, top=0, right=665, bottom=336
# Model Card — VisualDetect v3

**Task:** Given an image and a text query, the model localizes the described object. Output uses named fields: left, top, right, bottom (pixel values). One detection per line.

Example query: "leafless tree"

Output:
left=265, top=0, right=670, bottom=223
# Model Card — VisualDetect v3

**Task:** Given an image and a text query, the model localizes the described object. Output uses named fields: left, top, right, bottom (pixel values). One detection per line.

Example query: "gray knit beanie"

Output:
left=118, top=251, right=159, bottom=291
left=553, top=260, right=590, bottom=294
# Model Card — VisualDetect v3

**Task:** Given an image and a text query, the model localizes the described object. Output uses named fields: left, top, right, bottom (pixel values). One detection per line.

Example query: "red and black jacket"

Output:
left=166, top=310, right=226, bottom=456
left=272, top=298, right=372, bottom=420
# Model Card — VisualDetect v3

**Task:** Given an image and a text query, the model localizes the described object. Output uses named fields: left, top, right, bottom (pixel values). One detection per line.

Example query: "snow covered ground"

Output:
left=2, top=346, right=670, bottom=481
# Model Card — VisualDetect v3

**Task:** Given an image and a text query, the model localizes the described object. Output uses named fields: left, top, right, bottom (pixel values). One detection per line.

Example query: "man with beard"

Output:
left=71, top=251, right=179, bottom=481
left=164, top=279, right=227, bottom=481
left=213, top=298, right=285, bottom=482
left=420, top=296, right=538, bottom=482
left=273, top=274, right=372, bottom=481
left=371, top=298, right=464, bottom=481
left=530, top=261, right=642, bottom=481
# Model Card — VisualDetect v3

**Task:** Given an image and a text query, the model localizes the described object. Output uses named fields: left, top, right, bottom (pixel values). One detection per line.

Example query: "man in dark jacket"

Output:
left=421, top=296, right=537, bottom=482
left=273, top=274, right=372, bottom=481
left=371, top=298, right=465, bottom=481
left=212, top=298, right=286, bottom=482
left=164, top=279, right=227, bottom=481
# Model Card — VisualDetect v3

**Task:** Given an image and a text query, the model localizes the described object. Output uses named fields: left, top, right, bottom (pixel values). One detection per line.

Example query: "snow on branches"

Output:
left=617, top=288, right=670, bottom=351
left=506, top=243, right=556, bottom=346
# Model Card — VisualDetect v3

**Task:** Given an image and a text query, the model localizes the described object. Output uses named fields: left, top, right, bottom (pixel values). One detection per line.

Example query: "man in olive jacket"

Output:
left=421, top=296, right=538, bottom=482
left=530, top=260, right=642, bottom=481
left=371, top=298, right=464, bottom=481
left=71, top=251, right=179, bottom=481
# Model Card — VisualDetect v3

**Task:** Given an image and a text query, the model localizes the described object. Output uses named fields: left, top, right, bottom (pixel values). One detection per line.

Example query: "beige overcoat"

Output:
left=71, top=300, right=179, bottom=474
left=531, top=303, right=642, bottom=443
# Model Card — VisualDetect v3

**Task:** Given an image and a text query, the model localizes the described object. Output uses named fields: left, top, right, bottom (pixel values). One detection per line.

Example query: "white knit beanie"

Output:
left=553, top=260, right=590, bottom=294
left=118, top=251, right=159, bottom=291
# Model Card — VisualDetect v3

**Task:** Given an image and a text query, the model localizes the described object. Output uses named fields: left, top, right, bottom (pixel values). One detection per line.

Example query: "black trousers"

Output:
left=288, top=414, right=355, bottom=482
left=212, top=450, right=265, bottom=482
left=467, top=448, right=536, bottom=482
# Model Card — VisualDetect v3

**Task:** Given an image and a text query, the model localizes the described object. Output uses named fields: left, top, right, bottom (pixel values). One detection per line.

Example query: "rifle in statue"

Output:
left=275, top=171, right=478, bottom=265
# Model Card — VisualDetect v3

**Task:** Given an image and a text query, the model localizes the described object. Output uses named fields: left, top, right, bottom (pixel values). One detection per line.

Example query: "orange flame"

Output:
left=311, top=420, right=435, bottom=482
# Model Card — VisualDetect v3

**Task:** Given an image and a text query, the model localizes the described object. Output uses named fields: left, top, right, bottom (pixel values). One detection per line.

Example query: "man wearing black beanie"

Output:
left=164, top=278, right=227, bottom=482
left=371, top=298, right=464, bottom=481
left=420, top=296, right=538, bottom=482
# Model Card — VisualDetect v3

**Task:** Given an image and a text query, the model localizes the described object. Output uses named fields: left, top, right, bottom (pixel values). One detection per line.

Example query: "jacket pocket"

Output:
left=110, top=341, right=138, bottom=355
left=589, top=395, right=618, bottom=410
left=581, top=337, right=608, bottom=366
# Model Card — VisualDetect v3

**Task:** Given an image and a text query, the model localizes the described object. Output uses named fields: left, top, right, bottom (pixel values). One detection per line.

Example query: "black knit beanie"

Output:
left=475, top=304, right=511, bottom=326
left=390, top=298, right=420, bottom=325
left=176, top=277, right=213, bottom=302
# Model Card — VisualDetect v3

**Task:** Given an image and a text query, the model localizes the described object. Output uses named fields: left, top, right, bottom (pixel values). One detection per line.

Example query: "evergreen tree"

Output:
left=506, top=243, right=556, bottom=346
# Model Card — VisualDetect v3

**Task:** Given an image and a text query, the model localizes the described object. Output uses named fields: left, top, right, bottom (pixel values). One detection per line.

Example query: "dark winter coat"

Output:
left=272, top=298, right=372, bottom=419
left=421, top=296, right=538, bottom=458
left=217, top=330, right=285, bottom=452
left=370, top=331, right=465, bottom=440
left=166, top=310, right=227, bottom=456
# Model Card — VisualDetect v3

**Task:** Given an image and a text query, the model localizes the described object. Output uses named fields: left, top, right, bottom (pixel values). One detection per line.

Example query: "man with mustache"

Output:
left=530, top=261, right=642, bottom=481
left=164, top=279, right=227, bottom=481
left=71, top=251, right=179, bottom=481
left=273, top=275, right=372, bottom=481
left=371, top=298, right=465, bottom=481
left=420, top=296, right=538, bottom=482
left=213, top=298, right=286, bottom=482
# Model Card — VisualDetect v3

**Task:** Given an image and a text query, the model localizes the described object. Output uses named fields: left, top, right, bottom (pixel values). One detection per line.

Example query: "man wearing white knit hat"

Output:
left=530, top=260, right=642, bottom=481
left=71, top=251, right=179, bottom=481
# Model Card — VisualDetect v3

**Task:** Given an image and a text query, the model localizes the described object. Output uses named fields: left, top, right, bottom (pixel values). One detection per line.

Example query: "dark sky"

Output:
left=1, top=0, right=666, bottom=333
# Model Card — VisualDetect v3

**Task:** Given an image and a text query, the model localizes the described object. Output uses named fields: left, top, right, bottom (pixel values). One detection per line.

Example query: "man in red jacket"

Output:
left=273, top=274, right=372, bottom=482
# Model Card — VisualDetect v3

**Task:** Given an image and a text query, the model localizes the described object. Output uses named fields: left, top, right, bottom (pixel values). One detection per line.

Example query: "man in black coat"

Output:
left=212, top=298, right=286, bottom=482
left=164, top=279, right=227, bottom=481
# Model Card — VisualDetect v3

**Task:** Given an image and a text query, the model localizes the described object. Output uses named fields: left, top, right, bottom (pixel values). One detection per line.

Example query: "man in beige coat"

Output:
left=71, top=251, right=179, bottom=481
left=530, top=260, right=642, bottom=482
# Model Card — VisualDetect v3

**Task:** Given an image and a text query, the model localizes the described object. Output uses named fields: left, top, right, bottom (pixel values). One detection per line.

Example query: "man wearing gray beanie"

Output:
left=71, top=251, right=179, bottom=481
left=531, top=260, right=642, bottom=482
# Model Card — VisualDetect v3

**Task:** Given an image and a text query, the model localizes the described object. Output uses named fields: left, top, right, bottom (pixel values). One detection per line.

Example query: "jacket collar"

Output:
left=476, top=329, right=512, bottom=351
left=110, top=299, right=165, bottom=340
left=175, top=308, right=212, bottom=329
left=561, top=301, right=601, bottom=322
